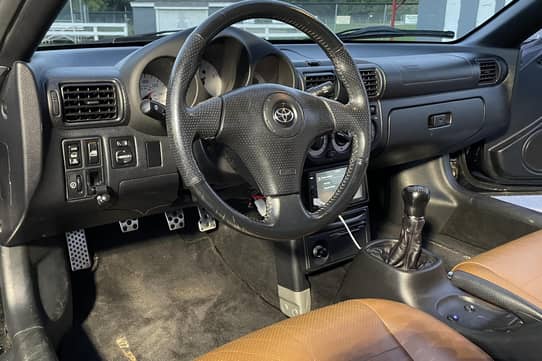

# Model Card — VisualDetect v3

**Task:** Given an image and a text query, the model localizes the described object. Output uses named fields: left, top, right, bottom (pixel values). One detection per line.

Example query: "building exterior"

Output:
left=418, top=0, right=514, bottom=38
left=130, top=0, right=515, bottom=40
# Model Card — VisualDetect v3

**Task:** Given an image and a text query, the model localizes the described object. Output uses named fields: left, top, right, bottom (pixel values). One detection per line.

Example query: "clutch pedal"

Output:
left=65, top=229, right=91, bottom=271
left=197, top=207, right=217, bottom=232
left=119, top=218, right=139, bottom=233
left=164, top=208, right=185, bottom=231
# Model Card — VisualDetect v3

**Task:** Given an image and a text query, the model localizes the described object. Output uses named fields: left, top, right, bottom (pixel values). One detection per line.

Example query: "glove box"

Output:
left=383, top=97, right=485, bottom=165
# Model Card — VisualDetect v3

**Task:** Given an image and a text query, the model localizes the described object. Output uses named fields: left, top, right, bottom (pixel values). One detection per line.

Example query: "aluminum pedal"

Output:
left=164, top=208, right=185, bottom=231
left=65, top=229, right=91, bottom=271
left=119, top=218, right=139, bottom=233
left=197, top=207, right=217, bottom=232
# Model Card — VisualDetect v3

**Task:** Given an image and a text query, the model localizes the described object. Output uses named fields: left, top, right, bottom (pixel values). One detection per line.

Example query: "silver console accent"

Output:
left=164, top=208, right=185, bottom=231
left=197, top=207, right=217, bottom=232
left=65, top=229, right=91, bottom=271
left=277, top=285, right=311, bottom=317
left=119, top=218, right=139, bottom=233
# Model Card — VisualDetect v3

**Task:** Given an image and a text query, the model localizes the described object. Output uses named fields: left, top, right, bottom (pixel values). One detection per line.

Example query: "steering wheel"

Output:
left=167, top=0, right=371, bottom=241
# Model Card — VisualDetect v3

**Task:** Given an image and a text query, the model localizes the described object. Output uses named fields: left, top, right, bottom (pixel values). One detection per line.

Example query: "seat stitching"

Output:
left=354, top=300, right=414, bottom=361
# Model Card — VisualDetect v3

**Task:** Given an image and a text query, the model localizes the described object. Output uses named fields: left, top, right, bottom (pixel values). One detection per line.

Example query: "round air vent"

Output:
left=331, top=131, right=352, bottom=153
left=309, top=135, right=328, bottom=158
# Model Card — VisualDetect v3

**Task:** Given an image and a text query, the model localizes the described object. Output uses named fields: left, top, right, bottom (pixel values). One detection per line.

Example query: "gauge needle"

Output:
left=143, top=92, right=153, bottom=99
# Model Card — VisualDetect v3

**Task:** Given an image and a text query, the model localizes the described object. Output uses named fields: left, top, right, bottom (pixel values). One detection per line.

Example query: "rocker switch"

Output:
left=85, top=139, right=100, bottom=165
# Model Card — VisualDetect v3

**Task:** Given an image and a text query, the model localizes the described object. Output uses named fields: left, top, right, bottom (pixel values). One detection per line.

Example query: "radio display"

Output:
left=312, top=166, right=364, bottom=208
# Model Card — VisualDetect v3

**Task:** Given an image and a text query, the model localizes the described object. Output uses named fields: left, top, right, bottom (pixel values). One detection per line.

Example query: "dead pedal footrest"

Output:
left=65, top=229, right=91, bottom=271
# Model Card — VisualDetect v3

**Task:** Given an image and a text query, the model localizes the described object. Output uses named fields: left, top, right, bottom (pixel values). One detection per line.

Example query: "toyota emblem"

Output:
left=273, top=105, right=296, bottom=125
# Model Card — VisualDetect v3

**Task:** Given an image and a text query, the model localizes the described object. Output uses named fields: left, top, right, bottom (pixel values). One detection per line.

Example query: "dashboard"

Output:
left=0, top=26, right=518, bottom=245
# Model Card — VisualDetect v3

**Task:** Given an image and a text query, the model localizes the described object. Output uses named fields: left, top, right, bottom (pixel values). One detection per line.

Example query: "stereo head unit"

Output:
left=308, top=166, right=366, bottom=209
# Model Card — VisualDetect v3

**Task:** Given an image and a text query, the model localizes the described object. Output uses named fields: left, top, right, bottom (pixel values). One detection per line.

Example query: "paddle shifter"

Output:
left=386, top=185, right=431, bottom=270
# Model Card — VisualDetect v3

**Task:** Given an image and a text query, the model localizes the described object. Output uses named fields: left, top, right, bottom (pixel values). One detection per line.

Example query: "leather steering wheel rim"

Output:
left=166, top=0, right=371, bottom=241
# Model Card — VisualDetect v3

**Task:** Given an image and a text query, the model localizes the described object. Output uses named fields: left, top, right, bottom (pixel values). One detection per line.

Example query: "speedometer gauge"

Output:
left=140, top=73, right=167, bottom=105
left=199, top=60, right=223, bottom=97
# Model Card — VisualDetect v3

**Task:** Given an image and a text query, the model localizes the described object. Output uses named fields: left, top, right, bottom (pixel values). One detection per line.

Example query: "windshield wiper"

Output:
left=336, top=26, right=454, bottom=41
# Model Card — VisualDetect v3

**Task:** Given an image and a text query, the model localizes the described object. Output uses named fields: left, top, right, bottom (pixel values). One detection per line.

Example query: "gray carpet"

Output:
left=210, top=223, right=349, bottom=309
left=62, top=226, right=285, bottom=361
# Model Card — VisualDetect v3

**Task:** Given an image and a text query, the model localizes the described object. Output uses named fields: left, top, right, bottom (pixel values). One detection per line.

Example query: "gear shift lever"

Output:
left=386, top=185, right=430, bottom=270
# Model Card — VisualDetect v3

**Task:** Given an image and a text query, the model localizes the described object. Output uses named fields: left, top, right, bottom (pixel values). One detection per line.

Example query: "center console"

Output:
left=303, top=165, right=369, bottom=272
left=274, top=134, right=371, bottom=317
left=337, top=184, right=538, bottom=361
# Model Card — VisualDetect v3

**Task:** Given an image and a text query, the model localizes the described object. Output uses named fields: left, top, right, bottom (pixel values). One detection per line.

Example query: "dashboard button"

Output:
left=64, top=141, right=82, bottom=169
left=85, top=139, right=100, bottom=165
left=115, top=149, right=133, bottom=165
left=110, top=136, right=136, bottom=168
left=66, top=172, right=84, bottom=199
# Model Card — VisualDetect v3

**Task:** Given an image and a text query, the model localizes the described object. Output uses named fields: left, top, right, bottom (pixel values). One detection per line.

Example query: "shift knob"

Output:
left=402, top=185, right=430, bottom=217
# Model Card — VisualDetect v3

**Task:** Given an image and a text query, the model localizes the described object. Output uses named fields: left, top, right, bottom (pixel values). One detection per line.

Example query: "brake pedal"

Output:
left=164, top=208, right=185, bottom=231
left=119, top=218, right=139, bottom=233
left=197, top=207, right=217, bottom=232
left=65, top=229, right=91, bottom=271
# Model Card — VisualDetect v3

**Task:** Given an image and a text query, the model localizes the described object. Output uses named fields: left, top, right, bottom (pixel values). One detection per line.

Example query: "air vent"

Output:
left=477, top=59, right=500, bottom=85
left=360, top=68, right=382, bottom=98
left=304, top=72, right=337, bottom=98
left=60, top=82, right=120, bottom=123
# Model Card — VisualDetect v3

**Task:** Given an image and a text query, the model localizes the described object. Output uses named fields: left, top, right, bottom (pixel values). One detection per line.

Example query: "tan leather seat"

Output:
left=196, top=299, right=490, bottom=361
left=452, top=230, right=542, bottom=309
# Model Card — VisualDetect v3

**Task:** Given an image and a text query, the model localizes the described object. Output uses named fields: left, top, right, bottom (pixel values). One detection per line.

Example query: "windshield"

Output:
left=41, top=0, right=515, bottom=47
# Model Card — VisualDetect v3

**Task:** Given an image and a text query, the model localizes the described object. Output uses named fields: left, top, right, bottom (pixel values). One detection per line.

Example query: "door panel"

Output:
left=479, top=34, right=542, bottom=184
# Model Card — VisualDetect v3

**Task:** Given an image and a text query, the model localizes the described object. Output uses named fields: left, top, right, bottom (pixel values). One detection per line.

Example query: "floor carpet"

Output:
left=61, top=223, right=285, bottom=361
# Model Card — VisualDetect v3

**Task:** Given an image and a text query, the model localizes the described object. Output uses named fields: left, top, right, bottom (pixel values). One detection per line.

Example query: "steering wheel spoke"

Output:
left=188, top=96, right=223, bottom=139
left=265, top=193, right=314, bottom=229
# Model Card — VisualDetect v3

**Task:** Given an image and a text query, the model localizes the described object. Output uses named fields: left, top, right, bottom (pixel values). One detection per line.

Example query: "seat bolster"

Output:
left=361, top=299, right=492, bottom=361
left=195, top=299, right=491, bottom=361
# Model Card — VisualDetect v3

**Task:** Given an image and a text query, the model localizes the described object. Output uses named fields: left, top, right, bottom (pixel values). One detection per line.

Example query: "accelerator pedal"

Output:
left=197, top=207, right=217, bottom=232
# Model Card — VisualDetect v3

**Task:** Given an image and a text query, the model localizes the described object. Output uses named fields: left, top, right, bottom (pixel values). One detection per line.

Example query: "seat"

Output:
left=195, top=299, right=490, bottom=361
left=452, top=230, right=542, bottom=318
